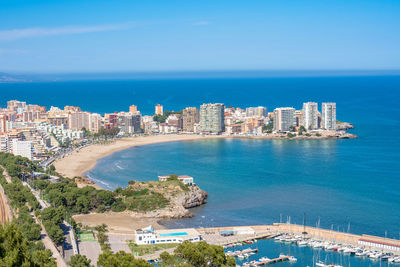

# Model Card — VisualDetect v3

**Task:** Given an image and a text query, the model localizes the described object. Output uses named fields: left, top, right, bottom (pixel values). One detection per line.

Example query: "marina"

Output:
left=195, top=223, right=400, bottom=266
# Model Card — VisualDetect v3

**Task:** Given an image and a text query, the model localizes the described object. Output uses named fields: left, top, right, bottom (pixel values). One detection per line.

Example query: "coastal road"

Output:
left=0, top=185, right=10, bottom=224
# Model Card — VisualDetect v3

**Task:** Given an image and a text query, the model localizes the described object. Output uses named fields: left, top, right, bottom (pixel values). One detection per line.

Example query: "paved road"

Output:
left=61, top=223, right=74, bottom=263
left=0, top=185, right=10, bottom=224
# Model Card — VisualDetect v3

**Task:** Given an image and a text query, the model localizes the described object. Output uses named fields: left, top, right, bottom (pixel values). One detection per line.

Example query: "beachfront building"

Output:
left=166, top=114, right=182, bottom=130
left=68, top=111, right=91, bottom=130
left=155, top=104, right=163, bottom=115
left=246, top=106, right=267, bottom=118
left=158, top=175, right=194, bottom=185
left=321, top=102, right=337, bottom=130
left=11, top=139, right=33, bottom=160
left=182, top=107, right=199, bottom=132
left=159, top=123, right=178, bottom=134
left=129, top=105, right=138, bottom=113
left=302, top=102, right=319, bottom=130
left=200, top=103, right=225, bottom=133
left=117, top=113, right=142, bottom=134
left=135, top=226, right=202, bottom=245
left=273, top=107, right=296, bottom=132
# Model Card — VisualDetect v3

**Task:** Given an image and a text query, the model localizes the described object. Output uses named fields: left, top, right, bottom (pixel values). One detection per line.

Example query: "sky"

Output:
left=0, top=0, right=400, bottom=73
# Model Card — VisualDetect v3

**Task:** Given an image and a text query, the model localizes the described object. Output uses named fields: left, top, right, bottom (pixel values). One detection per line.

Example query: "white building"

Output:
left=135, top=226, right=202, bottom=245
left=322, top=103, right=337, bottom=130
left=273, top=107, right=295, bottom=132
left=246, top=106, right=267, bottom=118
left=159, top=123, right=178, bottom=134
left=302, top=102, right=319, bottom=130
left=12, top=139, right=33, bottom=160
left=200, top=103, right=225, bottom=133
left=158, top=175, right=194, bottom=185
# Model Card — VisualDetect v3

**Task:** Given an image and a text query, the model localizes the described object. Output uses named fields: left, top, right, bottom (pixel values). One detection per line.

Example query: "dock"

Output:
left=226, top=248, right=258, bottom=257
left=248, top=255, right=290, bottom=266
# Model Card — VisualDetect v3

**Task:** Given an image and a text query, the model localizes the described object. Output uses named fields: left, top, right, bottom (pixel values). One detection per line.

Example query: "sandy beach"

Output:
left=54, top=134, right=221, bottom=180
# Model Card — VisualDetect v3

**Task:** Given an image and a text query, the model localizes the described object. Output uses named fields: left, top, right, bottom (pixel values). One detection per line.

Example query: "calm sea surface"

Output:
left=2, top=75, right=400, bottom=266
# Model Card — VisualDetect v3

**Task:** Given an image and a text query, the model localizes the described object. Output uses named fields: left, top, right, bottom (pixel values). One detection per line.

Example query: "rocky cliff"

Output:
left=125, top=180, right=208, bottom=219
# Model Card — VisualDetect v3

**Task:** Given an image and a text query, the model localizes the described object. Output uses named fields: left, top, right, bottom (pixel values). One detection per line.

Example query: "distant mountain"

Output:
left=0, top=72, right=30, bottom=83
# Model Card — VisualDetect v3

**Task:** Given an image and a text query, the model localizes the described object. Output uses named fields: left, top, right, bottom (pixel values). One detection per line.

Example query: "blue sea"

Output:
left=2, top=74, right=400, bottom=266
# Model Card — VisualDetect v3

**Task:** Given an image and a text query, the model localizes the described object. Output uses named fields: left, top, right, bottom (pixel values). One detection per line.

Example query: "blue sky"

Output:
left=0, top=0, right=399, bottom=73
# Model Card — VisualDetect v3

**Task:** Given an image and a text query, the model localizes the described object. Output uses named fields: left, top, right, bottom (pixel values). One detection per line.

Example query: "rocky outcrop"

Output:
left=181, top=185, right=208, bottom=208
left=124, top=180, right=208, bottom=219
left=337, top=122, right=355, bottom=130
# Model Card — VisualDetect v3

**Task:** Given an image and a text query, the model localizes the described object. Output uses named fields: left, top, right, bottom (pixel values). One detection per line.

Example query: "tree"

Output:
left=97, top=251, right=151, bottom=267
left=69, top=254, right=92, bottom=267
left=160, top=241, right=236, bottom=267
left=96, top=190, right=115, bottom=206
left=263, top=119, right=274, bottom=133
left=76, top=195, right=91, bottom=213
left=31, top=250, right=56, bottom=267
left=289, top=125, right=296, bottom=132
left=44, top=222, right=65, bottom=246
left=0, top=223, right=56, bottom=266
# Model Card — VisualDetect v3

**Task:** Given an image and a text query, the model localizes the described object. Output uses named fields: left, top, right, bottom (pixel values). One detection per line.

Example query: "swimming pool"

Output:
left=159, top=232, right=188, bottom=237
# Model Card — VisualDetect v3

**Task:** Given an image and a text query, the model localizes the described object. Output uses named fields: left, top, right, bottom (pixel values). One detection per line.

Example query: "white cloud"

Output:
left=192, top=21, right=210, bottom=26
left=0, top=23, right=133, bottom=41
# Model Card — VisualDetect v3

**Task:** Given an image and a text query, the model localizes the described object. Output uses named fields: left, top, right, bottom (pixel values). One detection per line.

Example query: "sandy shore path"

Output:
left=54, top=134, right=220, bottom=180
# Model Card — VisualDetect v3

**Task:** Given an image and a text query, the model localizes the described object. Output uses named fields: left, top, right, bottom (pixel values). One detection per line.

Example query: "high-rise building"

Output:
left=129, top=105, right=138, bottom=114
left=200, top=103, right=225, bottom=133
left=182, top=107, right=199, bottom=132
left=117, top=113, right=142, bottom=134
left=321, top=103, right=337, bottom=130
left=89, top=113, right=102, bottom=133
left=104, top=113, right=118, bottom=129
left=0, top=115, right=7, bottom=133
left=246, top=106, right=267, bottom=118
left=7, top=100, right=26, bottom=113
left=11, top=139, right=33, bottom=160
left=273, top=107, right=295, bottom=132
left=155, top=104, right=163, bottom=115
left=68, top=112, right=91, bottom=130
left=302, top=102, right=319, bottom=130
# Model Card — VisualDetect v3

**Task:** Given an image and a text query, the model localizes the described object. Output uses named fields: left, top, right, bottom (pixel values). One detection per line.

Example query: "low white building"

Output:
left=135, top=226, right=202, bottom=245
left=158, top=175, right=194, bottom=185
left=12, top=139, right=33, bottom=160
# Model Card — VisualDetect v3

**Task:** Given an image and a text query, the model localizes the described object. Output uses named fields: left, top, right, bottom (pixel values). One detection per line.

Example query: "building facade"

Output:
left=246, top=106, right=267, bottom=118
left=302, top=102, right=319, bottom=130
left=182, top=107, right=199, bottom=132
left=321, top=103, right=337, bottom=130
left=200, top=103, right=225, bottom=133
left=155, top=104, right=163, bottom=115
left=273, top=107, right=296, bottom=132
left=129, top=105, right=138, bottom=113
left=68, top=112, right=91, bottom=130
left=117, top=113, right=142, bottom=134
left=11, top=139, right=33, bottom=160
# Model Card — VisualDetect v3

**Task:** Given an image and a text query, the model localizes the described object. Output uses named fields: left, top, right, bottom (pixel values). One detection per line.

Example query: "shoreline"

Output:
left=53, top=134, right=222, bottom=183
left=54, top=132, right=357, bottom=190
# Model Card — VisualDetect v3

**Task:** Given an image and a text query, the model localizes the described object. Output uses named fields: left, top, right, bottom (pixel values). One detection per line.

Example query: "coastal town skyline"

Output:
left=0, top=98, right=351, bottom=161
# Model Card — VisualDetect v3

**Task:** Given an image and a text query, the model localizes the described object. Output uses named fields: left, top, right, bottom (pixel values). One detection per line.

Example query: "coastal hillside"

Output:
left=120, top=178, right=208, bottom=218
